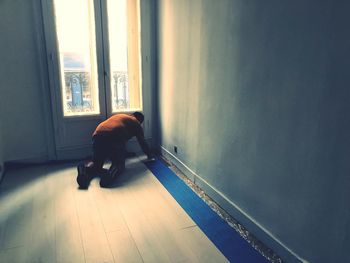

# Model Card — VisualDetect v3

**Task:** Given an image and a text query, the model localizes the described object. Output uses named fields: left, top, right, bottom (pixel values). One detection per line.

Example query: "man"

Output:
left=77, top=112, right=153, bottom=188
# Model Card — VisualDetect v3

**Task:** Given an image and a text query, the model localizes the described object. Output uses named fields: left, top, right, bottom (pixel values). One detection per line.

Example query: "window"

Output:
left=52, top=0, right=142, bottom=116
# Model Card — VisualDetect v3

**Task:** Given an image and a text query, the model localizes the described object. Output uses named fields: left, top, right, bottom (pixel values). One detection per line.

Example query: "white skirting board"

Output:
left=160, top=146, right=308, bottom=263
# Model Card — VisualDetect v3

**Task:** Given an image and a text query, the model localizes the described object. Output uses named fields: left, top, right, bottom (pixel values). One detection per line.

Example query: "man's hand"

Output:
left=145, top=148, right=156, bottom=161
left=147, top=153, right=156, bottom=161
left=138, top=153, right=155, bottom=162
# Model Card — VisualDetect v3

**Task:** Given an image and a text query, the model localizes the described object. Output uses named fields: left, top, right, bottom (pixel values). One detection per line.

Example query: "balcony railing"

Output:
left=63, top=71, right=129, bottom=113
left=112, top=71, right=129, bottom=110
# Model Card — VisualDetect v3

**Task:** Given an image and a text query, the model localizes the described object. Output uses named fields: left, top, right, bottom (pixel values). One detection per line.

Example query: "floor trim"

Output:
left=160, top=146, right=307, bottom=263
left=144, top=158, right=269, bottom=263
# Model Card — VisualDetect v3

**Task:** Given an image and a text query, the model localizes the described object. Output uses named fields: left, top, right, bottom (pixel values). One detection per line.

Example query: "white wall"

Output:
left=157, top=0, right=350, bottom=262
left=0, top=0, right=53, bottom=162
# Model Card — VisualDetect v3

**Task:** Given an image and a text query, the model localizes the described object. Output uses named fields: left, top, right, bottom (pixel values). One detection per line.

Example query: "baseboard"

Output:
left=1, top=152, right=49, bottom=183
left=4, top=152, right=50, bottom=164
left=160, top=145, right=308, bottom=263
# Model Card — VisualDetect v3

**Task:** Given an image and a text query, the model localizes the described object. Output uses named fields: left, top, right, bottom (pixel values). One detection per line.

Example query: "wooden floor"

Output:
left=0, top=157, right=228, bottom=263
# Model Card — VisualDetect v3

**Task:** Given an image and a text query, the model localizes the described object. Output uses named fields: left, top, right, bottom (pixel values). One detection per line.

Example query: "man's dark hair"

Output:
left=133, top=111, right=144, bottom=123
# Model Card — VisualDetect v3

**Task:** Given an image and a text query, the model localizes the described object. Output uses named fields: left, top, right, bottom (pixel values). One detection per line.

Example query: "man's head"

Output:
left=132, top=111, right=144, bottom=124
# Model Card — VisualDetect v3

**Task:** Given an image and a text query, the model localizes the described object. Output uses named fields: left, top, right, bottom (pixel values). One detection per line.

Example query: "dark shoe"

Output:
left=77, top=163, right=90, bottom=189
left=99, top=165, right=120, bottom=188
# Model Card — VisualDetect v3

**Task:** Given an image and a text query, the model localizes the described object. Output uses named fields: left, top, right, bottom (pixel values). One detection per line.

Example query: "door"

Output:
left=42, top=0, right=143, bottom=159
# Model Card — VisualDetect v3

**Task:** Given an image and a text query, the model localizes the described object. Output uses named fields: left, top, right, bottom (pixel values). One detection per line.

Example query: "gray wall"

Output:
left=0, top=0, right=53, bottom=162
left=157, top=0, right=350, bottom=262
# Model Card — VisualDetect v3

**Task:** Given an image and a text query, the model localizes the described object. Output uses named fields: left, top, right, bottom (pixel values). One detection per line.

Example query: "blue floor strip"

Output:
left=144, top=158, right=269, bottom=263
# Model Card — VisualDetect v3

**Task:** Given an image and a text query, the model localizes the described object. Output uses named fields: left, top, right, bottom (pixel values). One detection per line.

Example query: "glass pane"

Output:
left=53, top=0, right=100, bottom=116
left=107, top=0, right=142, bottom=112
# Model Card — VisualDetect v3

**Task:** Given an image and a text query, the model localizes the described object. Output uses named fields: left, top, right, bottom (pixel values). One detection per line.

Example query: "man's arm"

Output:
left=135, top=129, right=153, bottom=159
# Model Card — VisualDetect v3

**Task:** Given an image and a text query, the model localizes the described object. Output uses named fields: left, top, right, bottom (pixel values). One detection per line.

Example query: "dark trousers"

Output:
left=92, top=134, right=126, bottom=170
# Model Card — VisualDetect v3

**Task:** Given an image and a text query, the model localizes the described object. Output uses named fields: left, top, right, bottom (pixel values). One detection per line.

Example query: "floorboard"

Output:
left=0, top=158, right=229, bottom=263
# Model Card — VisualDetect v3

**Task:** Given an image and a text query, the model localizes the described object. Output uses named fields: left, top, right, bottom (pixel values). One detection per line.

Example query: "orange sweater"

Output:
left=93, top=114, right=150, bottom=156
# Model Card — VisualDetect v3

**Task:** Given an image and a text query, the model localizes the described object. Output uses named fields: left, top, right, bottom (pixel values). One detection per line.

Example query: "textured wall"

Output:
left=157, top=0, right=350, bottom=262
left=0, top=0, right=52, bottom=161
